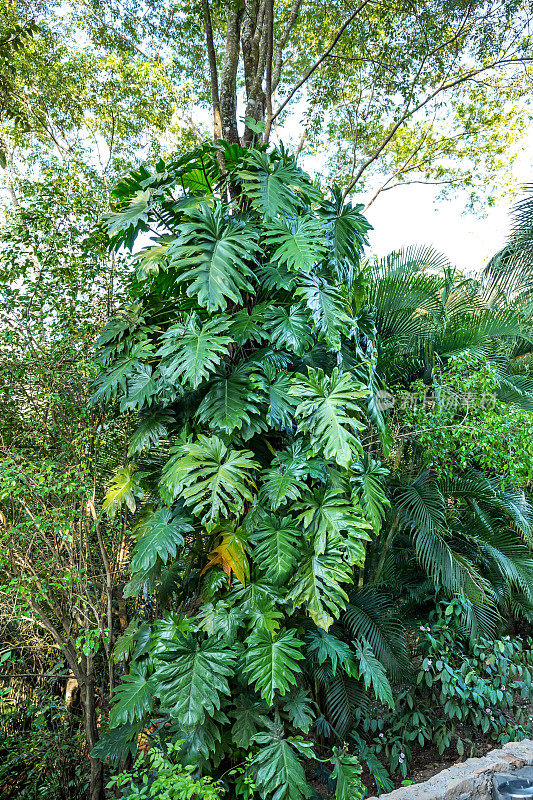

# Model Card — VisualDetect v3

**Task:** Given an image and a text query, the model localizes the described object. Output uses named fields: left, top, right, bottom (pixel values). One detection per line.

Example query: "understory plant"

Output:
left=355, top=599, right=533, bottom=782
left=91, top=141, right=380, bottom=799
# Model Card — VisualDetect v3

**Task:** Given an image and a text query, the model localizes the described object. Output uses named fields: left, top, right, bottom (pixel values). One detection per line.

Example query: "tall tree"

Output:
left=60, top=0, right=533, bottom=204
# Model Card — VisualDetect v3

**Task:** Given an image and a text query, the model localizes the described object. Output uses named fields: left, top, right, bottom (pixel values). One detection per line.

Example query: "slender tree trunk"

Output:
left=80, top=661, right=105, bottom=800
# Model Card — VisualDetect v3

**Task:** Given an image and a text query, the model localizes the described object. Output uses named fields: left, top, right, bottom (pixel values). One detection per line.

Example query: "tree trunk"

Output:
left=219, top=1, right=244, bottom=145
left=80, top=662, right=105, bottom=800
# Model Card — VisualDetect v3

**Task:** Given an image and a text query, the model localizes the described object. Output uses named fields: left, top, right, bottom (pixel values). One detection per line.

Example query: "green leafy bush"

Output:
left=92, top=141, right=375, bottom=799
left=0, top=691, right=87, bottom=800
left=399, top=355, right=533, bottom=485
left=107, top=743, right=223, bottom=800
left=356, top=600, right=533, bottom=781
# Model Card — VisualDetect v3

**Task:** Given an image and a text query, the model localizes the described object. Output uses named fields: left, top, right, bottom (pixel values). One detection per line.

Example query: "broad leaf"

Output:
left=297, top=275, right=353, bottom=350
left=159, top=435, right=259, bottom=524
left=282, top=689, right=316, bottom=733
left=252, top=731, right=313, bottom=800
left=256, top=365, right=296, bottom=428
left=113, top=618, right=140, bottom=663
left=103, top=464, right=143, bottom=517
left=201, top=524, right=250, bottom=587
left=109, top=671, right=153, bottom=725
left=157, top=316, right=233, bottom=389
left=168, top=203, right=260, bottom=311
left=197, top=601, right=245, bottom=643
left=154, top=634, right=236, bottom=727
left=351, top=458, right=390, bottom=533
left=259, top=448, right=312, bottom=511
left=128, top=410, right=174, bottom=456
left=305, top=628, right=357, bottom=676
left=230, top=694, right=269, bottom=748
left=130, top=507, right=193, bottom=572
left=265, top=216, right=327, bottom=273
left=296, top=487, right=371, bottom=560
left=239, top=152, right=303, bottom=217
left=103, top=189, right=150, bottom=238
left=249, top=514, right=302, bottom=584
left=287, top=542, right=353, bottom=630
left=290, top=368, right=367, bottom=468
left=90, top=722, right=143, bottom=767
left=243, top=627, right=304, bottom=705
left=264, top=304, right=314, bottom=355
left=119, top=363, right=157, bottom=411
left=330, top=747, right=364, bottom=800
left=354, top=639, right=394, bottom=708
left=196, top=363, right=263, bottom=433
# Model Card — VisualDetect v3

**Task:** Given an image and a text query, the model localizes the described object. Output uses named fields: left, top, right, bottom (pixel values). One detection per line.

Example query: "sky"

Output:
left=364, top=182, right=512, bottom=274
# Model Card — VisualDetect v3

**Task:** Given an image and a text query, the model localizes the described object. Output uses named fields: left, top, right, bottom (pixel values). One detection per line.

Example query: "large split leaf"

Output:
left=153, top=634, right=236, bottom=727
left=265, top=216, right=327, bottom=273
left=109, top=671, right=153, bottom=725
left=157, top=316, right=233, bottom=389
left=249, top=514, right=302, bottom=584
left=297, top=487, right=371, bottom=560
left=127, top=410, right=174, bottom=457
left=159, top=435, right=259, bottom=524
left=230, top=694, right=269, bottom=748
left=196, top=363, right=263, bottom=433
left=287, top=541, right=353, bottom=630
left=239, top=151, right=302, bottom=218
left=90, top=722, right=143, bottom=767
left=103, top=464, right=143, bottom=517
left=305, top=628, right=357, bottom=676
left=168, top=203, right=260, bottom=311
left=256, top=365, right=296, bottom=428
left=243, top=627, right=304, bottom=705
left=103, top=189, right=150, bottom=240
left=290, top=368, right=367, bottom=468
left=282, top=689, right=316, bottom=733
left=351, top=458, right=390, bottom=533
left=264, top=304, right=314, bottom=355
left=252, top=730, right=313, bottom=800
left=259, top=447, right=314, bottom=511
left=297, top=274, right=353, bottom=350
left=130, top=507, right=193, bottom=573
left=201, top=524, right=250, bottom=587
left=330, top=747, right=364, bottom=800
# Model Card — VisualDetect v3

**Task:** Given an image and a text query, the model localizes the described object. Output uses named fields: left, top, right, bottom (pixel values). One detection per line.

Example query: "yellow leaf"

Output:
left=201, top=526, right=249, bottom=587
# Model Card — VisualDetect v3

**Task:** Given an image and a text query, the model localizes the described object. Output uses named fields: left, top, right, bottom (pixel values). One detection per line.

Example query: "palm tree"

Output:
left=359, top=245, right=533, bottom=426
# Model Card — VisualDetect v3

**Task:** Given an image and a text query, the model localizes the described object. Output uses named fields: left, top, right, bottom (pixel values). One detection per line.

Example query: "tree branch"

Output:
left=272, top=0, right=303, bottom=91
left=271, top=0, right=371, bottom=123
left=342, top=56, right=533, bottom=200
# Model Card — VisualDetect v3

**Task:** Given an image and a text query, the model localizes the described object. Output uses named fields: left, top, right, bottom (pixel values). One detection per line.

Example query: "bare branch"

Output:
left=271, top=0, right=372, bottom=123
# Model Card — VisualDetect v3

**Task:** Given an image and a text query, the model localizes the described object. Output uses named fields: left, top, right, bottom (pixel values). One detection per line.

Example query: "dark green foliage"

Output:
left=92, top=141, right=377, bottom=797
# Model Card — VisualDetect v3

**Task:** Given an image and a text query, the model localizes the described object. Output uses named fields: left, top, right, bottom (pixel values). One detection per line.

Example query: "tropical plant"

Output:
left=91, top=140, right=380, bottom=799
left=355, top=600, right=533, bottom=782
left=364, top=246, right=533, bottom=396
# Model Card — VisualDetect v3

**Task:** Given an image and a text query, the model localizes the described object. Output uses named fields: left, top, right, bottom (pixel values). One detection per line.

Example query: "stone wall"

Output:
left=366, top=740, right=533, bottom=800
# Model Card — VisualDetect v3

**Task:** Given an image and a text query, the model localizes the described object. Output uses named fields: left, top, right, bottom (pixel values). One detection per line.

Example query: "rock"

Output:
left=365, top=740, right=533, bottom=799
